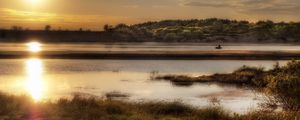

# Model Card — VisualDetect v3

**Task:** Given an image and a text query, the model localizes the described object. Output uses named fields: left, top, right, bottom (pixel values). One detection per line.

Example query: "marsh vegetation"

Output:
left=0, top=93, right=299, bottom=120
left=156, top=60, right=300, bottom=111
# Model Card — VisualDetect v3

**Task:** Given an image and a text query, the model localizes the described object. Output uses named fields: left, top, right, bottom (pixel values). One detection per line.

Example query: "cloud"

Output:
left=122, top=5, right=140, bottom=9
left=180, top=0, right=300, bottom=15
left=0, top=8, right=138, bottom=30
left=0, top=8, right=56, bottom=22
left=180, top=0, right=235, bottom=8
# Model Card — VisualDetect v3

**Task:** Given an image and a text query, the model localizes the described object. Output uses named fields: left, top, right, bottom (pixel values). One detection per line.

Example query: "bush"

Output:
left=265, top=60, right=300, bottom=110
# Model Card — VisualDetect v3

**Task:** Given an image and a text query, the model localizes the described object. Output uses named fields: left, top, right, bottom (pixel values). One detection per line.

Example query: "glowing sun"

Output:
left=27, top=0, right=41, bottom=5
left=26, top=42, right=42, bottom=53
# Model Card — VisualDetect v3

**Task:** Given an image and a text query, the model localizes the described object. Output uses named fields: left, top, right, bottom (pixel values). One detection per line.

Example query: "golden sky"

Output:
left=0, top=0, right=299, bottom=30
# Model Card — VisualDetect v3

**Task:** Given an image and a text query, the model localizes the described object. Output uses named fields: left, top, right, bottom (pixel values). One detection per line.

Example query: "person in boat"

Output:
left=215, top=40, right=223, bottom=49
left=216, top=44, right=222, bottom=49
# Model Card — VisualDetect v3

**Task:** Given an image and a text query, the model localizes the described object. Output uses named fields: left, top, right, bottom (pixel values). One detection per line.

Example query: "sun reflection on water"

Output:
left=25, top=58, right=46, bottom=101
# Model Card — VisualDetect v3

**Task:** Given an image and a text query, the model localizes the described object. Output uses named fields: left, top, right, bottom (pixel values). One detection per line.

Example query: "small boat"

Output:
left=215, top=44, right=222, bottom=49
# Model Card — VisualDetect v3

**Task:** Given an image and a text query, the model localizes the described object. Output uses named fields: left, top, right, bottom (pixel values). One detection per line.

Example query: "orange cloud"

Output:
left=0, top=8, right=140, bottom=30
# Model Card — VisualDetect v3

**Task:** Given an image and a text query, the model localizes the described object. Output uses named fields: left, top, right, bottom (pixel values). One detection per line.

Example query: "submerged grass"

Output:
left=156, top=65, right=266, bottom=86
left=0, top=93, right=299, bottom=120
left=156, top=60, right=300, bottom=111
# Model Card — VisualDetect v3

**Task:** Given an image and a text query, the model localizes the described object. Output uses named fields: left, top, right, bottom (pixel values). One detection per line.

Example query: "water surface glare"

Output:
left=0, top=59, right=287, bottom=113
left=1, top=43, right=300, bottom=52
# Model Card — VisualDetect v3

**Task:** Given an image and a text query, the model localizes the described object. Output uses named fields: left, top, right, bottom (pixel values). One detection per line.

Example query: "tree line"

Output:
left=106, top=18, right=300, bottom=43
left=1, top=18, right=300, bottom=43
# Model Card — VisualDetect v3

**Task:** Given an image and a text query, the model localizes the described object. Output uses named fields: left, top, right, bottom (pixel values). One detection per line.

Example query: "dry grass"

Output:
left=0, top=93, right=299, bottom=120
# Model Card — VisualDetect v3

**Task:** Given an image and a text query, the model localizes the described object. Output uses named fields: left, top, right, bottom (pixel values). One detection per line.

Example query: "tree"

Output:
left=0, top=30, right=6, bottom=38
left=11, top=26, right=22, bottom=31
left=115, top=23, right=128, bottom=29
left=45, top=25, right=51, bottom=31
left=253, top=20, right=274, bottom=41
left=103, top=24, right=113, bottom=32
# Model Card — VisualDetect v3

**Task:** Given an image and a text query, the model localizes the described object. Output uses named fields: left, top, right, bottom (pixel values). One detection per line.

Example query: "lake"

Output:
left=1, top=42, right=300, bottom=52
left=0, top=42, right=296, bottom=113
left=0, top=58, right=287, bottom=113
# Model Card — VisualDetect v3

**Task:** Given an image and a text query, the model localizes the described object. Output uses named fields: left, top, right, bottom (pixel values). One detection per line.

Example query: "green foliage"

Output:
left=109, top=18, right=300, bottom=42
left=2, top=18, right=300, bottom=42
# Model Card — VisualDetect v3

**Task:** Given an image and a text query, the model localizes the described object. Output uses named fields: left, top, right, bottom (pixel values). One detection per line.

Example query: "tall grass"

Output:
left=0, top=93, right=299, bottom=120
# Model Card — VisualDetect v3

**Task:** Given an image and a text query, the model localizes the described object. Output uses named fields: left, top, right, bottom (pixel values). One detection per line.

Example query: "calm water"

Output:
left=1, top=43, right=300, bottom=52
left=0, top=59, right=287, bottom=113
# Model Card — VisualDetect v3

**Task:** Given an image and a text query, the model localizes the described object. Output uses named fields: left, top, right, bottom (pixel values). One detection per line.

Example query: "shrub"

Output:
left=264, top=61, right=300, bottom=110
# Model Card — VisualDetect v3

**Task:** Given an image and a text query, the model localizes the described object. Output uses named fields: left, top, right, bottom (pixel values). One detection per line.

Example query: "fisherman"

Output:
left=216, top=44, right=222, bottom=49
left=215, top=40, right=223, bottom=49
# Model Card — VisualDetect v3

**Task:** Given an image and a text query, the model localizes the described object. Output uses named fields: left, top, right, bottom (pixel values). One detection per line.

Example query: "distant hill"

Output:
left=1, top=18, right=300, bottom=43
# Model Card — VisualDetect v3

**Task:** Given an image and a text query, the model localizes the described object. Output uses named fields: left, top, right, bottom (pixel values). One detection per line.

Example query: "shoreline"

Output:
left=0, top=50, right=300, bottom=60
left=0, top=93, right=298, bottom=120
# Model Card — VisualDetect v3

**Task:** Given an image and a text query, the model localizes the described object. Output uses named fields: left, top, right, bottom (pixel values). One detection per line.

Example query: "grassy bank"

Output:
left=156, top=60, right=300, bottom=111
left=0, top=93, right=299, bottom=120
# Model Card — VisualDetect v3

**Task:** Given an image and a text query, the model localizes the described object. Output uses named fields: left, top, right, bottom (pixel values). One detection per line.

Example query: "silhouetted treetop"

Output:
left=45, top=25, right=51, bottom=31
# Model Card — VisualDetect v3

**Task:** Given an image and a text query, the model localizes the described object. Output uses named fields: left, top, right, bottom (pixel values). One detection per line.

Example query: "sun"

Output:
left=27, top=0, right=40, bottom=5
left=26, top=42, right=42, bottom=53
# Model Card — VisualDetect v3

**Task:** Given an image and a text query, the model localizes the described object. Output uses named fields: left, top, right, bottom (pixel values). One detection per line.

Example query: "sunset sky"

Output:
left=0, top=0, right=300, bottom=30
